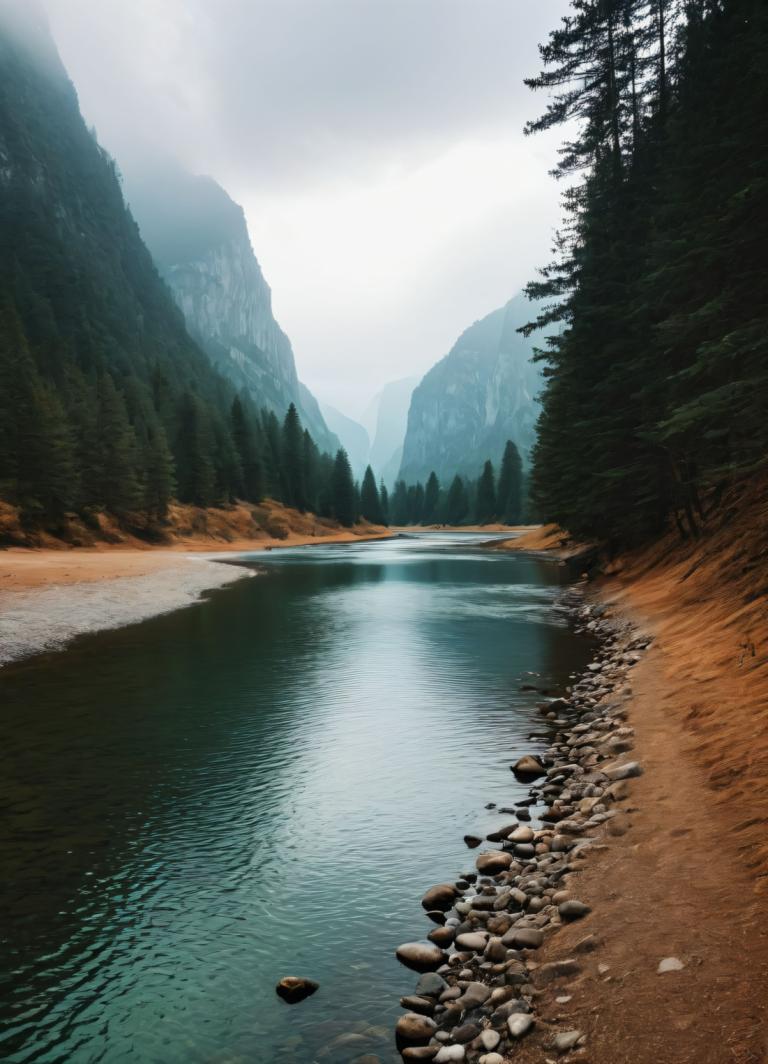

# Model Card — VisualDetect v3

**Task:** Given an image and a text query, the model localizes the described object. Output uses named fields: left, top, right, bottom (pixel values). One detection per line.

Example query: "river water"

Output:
left=0, top=532, right=588, bottom=1064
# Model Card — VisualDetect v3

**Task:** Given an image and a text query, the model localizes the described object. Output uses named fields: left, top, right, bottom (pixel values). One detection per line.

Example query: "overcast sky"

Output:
left=44, top=0, right=569, bottom=417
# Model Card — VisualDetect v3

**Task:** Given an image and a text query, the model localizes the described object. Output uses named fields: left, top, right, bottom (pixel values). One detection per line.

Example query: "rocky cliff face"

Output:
left=398, top=295, right=543, bottom=485
left=126, top=166, right=337, bottom=454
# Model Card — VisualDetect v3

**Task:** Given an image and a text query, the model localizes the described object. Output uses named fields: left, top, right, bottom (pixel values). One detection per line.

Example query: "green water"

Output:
left=0, top=532, right=588, bottom=1063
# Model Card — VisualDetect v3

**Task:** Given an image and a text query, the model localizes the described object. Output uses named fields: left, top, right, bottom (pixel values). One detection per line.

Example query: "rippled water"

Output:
left=0, top=532, right=588, bottom=1064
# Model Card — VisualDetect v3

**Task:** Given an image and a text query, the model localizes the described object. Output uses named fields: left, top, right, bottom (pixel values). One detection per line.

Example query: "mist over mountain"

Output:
left=364, top=377, right=419, bottom=486
left=319, top=403, right=370, bottom=480
left=124, top=162, right=338, bottom=455
left=398, top=295, right=542, bottom=486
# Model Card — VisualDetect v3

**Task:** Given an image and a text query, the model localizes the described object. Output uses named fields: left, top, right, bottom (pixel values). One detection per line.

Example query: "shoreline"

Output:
left=0, top=528, right=392, bottom=667
left=388, top=524, right=768, bottom=1063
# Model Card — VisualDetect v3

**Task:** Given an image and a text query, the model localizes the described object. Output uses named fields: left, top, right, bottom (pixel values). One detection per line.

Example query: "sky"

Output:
left=44, top=0, right=570, bottom=418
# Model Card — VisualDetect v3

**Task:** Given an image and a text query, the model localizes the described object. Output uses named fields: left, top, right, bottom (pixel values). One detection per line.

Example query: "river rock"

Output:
left=396, top=942, right=448, bottom=972
left=402, top=1046, right=440, bottom=1060
left=476, top=851, right=513, bottom=875
left=507, top=1013, right=535, bottom=1038
left=478, top=1055, right=504, bottom=1064
left=452, top=1023, right=480, bottom=1045
left=509, top=825, right=535, bottom=843
left=275, top=976, right=319, bottom=1003
left=428, top=926, right=455, bottom=948
left=416, top=972, right=448, bottom=996
left=512, top=755, right=546, bottom=781
left=605, top=761, right=643, bottom=780
left=422, top=884, right=459, bottom=911
left=456, top=981, right=490, bottom=1009
left=400, top=995, right=436, bottom=1015
left=553, top=1030, right=583, bottom=1053
left=434, top=1047, right=465, bottom=1062
left=502, top=927, right=544, bottom=950
left=535, top=959, right=582, bottom=985
left=463, top=834, right=483, bottom=848
left=454, top=932, right=488, bottom=952
left=658, top=956, right=685, bottom=973
left=396, top=1013, right=438, bottom=1045
left=479, top=1029, right=501, bottom=1051
left=558, top=899, right=591, bottom=921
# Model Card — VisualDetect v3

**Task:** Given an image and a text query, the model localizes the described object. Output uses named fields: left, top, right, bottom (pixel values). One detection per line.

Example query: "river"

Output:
left=0, top=532, right=589, bottom=1064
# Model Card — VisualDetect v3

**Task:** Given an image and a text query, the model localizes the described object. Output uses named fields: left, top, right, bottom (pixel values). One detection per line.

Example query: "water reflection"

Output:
left=0, top=533, right=587, bottom=1063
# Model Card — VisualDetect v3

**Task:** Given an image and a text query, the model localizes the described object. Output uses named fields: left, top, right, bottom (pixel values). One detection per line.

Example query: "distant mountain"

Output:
left=124, top=162, right=338, bottom=454
left=319, top=402, right=370, bottom=479
left=398, top=295, right=543, bottom=485
left=363, top=377, right=419, bottom=486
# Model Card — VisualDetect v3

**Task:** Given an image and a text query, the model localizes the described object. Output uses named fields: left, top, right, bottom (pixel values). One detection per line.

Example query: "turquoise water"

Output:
left=0, top=532, right=588, bottom=1063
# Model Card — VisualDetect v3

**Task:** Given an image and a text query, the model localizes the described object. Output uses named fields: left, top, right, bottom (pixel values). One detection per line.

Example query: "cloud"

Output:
left=43, top=0, right=570, bottom=412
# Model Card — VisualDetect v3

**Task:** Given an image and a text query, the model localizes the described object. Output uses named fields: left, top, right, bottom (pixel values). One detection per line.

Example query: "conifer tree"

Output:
left=231, top=396, right=263, bottom=501
left=303, top=429, right=320, bottom=514
left=379, top=480, right=390, bottom=525
left=281, top=402, right=306, bottom=510
left=446, top=474, right=469, bottom=525
left=424, top=471, right=440, bottom=524
left=360, top=464, right=384, bottom=524
left=475, top=460, right=497, bottom=524
left=175, top=392, right=216, bottom=507
left=94, top=373, right=143, bottom=516
left=497, top=440, right=523, bottom=524
left=391, top=480, right=409, bottom=525
left=331, top=448, right=356, bottom=526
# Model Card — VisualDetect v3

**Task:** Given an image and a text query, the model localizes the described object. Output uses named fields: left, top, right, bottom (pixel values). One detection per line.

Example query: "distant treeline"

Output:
left=390, top=440, right=525, bottom=526
left=524, top=0, right=768, bottom=547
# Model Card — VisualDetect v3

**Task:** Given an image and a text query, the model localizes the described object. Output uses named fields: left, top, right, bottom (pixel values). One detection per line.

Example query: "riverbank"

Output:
left=0, top=504, right=390, bottom=664
left=496, top=501, right=768, bottom=1062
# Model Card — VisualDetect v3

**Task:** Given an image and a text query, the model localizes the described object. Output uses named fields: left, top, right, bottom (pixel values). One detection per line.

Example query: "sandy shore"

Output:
left=0, top=528, right=392, bottom=666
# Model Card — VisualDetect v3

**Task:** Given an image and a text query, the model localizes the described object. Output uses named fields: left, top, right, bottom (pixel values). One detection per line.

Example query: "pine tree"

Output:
left=391, top=480, right=409, bottom=525
left=497, top=441, right=523, bottom=524
left=446, top=475, right=469, bottom=525
left=331, top=448, right=357, bottom=526
left=475, top=460, right=497, bottom=524
left=379, top=480, right=390, bottom=525
left=175, top=392, right=216, bottom=507
left=230, top=396, right=263, bottom=501
left=94, top=373, right=143, bottom=516
left=280, top=403, right=306, bottom=510
left=303, top=429, right=320, bottom=514
left=360, top=465, right=384, bottom=524
left=424, top=471, right=440, bottom=524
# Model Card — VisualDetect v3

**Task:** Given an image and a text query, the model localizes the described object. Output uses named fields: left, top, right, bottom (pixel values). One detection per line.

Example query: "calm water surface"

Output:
left=0, top=532, right=588, bottom=1063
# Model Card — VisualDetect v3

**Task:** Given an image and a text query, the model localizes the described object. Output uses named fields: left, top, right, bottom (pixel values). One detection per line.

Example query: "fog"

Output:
left=42, top=0, right=569, bottom=415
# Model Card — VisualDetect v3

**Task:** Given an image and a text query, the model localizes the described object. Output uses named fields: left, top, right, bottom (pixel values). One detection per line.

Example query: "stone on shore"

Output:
left=559, top=899, right=592, bottom=921
left=475, top=850, right=513, bottom=875
left=502, top=927, right=544, bottom=950
left=454, top=932, right=488, bottom=952
left=658, top=956, right=685, bottom=973
left=553, top=1030, right=583, bottom=1053
left=507, top=1013, right=535, bottom=1038
left=415, top=972, right=448, bottom=997
left=422, top=884, right=459, bottom=911
left=395, top=1013, right=438, bottom=1045
left=463, top=834, right=483, bottom=848
left=402, top=1049, right=439, bottom=1061
left=396, top=942, right=448, bottom=972
left=605, top=761, right=643, bottom=780
left=511, top=755, right=546, bottom=781
left=400, top=995, right=436, bottom=1015
left=275, top=976, right=319, bottom=1003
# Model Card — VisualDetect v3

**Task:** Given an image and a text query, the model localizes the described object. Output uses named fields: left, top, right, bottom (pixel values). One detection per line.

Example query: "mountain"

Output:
left=364, top=377, right=419, bottom=486
left=124, top=163, right=338, bottom=455
left=319, top=402, right=370, bottom=479
left=398, top=295, right=543, bottom=486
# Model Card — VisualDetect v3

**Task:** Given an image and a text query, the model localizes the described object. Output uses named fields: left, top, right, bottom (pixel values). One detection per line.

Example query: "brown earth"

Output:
left=503, top=483, right=768, bottom=1063
left=0, top=498, right=390, bottom=591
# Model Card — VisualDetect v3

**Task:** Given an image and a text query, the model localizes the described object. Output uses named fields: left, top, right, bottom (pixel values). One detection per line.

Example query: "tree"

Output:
left=424, top=471, right=440, bottom=524
left=231, top=396, right=263, bottom=502
left=391, top=480, right=409, bottom=525
left=94, top=373, right=143, bottom=516
left=360, top=465, right=384, bottom=524
left=175, top=392, right=216, bottom=507
left=379, top=480, right=390, bottom=525
left=475, top=460, right=497, bottom=524
left=281, top=402, right=306, bottom=510
left=331, top=448, right=357, bottom=526
left=497, top=441, right=523, bottom=524
left=445, top=474, right=469, bottom=525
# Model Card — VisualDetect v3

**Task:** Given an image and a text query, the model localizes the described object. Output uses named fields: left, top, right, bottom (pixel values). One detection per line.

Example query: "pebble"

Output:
left=415, top=972, right=448, bottom=997
left=454, top=932, right=488, bottom=952
left=605, top=760, right=643, bottom=780
left=478, top=1056, right=504, bottom=1064
left=395, top=1013, right=438, bottom=1044
left=658, top=956, right=685, bottom=973
left=479, top=1029, right=501, bottom=1051
left=559, top=899, right=592, bottom=921
left=553, top=1030, right=583, bottom=1053
left=507, top=1013, right=535, bottom=1038
left=434, top=1047, right=465, bottom=1062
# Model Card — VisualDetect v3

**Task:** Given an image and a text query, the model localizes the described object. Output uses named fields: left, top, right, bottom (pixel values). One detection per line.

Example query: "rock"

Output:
left=463, top=835, right=483, bottom=848
left=535, top=959, right=582, bottom=986
left=456, top=981, right=490, bottom=1009
left=512, top=755, right=546, bottom=781
left=400, top=995, right=436, bottom=1015
left=451, top=1023, right=480, bottom=1044
left=434, top=1047, right=465, bottom=1062
left=502, top=927, right=544, bottom=950
left=509, top=825, right=535, bottom=843
left=476, top=851, right=513, bottom=875
left=574, top=933, right=599, bottom=953
left=507, top=1013, right=535, bottom=1038
left=605, top=761, right=643, bottom=780
left=658, top=956, right=685, bottom=973
left=478, top=1055, right=504, bottom=1064
left=396, top=942, right=449, bottom=972
left=425, top=910, right=447, bottom=926
left=487, top=823, right=519, bottom=842
left=559, top=899, right=592, bottom=921
left=415, top=972, right=448, bottom=997
left=479, top=1029, right=501, bottom=1051
left=422, top=884, right=459, bottom=912
left=396, top=1013, right=438, bottom=1045
left=428, top=926, right=456, bottom=948
left=402, top=1048, right=440, bottom=1061
left=455, top=932, right=488, bottom=952
left=275, top=976, right=319, bottom=1003
left=553, top=1030, right=583, bottom=1053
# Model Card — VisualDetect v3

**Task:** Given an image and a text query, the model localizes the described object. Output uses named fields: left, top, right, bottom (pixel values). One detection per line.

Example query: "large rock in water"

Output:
left=396, top=941, right=448, bottom=972
left=476, top=850, right=513, bottom=875
left=275, top=976, right=319, bottom=1003
left=421, top=883, right=458, bottom=911
left=395, top=1012, right=438, bottom=1045
left=511, top=755, right=546, bottom=781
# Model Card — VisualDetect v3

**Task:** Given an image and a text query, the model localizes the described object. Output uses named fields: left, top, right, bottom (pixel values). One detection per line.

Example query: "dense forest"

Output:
left=391, top=439, right=525, bottom=527
left=0, top=14, right=360, bottom=533
left=524, top=0, right=768, bottom=547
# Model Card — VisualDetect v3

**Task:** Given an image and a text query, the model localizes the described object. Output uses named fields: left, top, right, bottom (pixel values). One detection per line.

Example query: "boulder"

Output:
left=558, top=899, right=591, bottom=921
left=511, top=755, right=546, bottom=781
left=275, top=976, right=319, bottom=1003
left=395, top=1013, right=438, bottom=1045
left=476, top=851, right=513, bottom=875
left=422, top=884, right=459, bottom=912
left=400, top=995, right=436, bottom=1015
